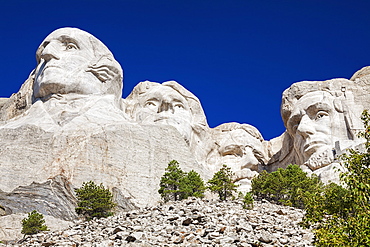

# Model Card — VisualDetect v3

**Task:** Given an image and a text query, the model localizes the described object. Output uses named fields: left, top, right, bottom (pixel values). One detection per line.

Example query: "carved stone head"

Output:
left=126, top=80, right=209, bottom=145
left=207, top=122, right=267, bottom=191
left=281, top=79, right=364, bottom=170
left=33, top=27, right=123, bottom=106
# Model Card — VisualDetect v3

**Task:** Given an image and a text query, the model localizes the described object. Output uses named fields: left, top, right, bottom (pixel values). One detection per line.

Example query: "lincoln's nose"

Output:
left=296, top=115, right=315, bottom=138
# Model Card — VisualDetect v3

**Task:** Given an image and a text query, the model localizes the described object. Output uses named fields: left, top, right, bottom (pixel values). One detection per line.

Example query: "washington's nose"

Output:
left=40, top=42, right=60, bottom=61
left=296, top=115, right=315, bottom=137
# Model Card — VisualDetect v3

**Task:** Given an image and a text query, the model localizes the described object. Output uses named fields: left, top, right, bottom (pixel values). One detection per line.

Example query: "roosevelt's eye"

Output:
left=66, top=43, right=78, bottom=50
left=315, top=111, right=329, bottom=120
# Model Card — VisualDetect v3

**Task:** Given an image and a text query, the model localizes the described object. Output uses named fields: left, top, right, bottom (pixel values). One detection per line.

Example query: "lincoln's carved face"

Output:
left=133, top=85, right=193, bottom=141
left=33, top=28, right=120, bottom=100
left=287, top=91, right=335, bottom=162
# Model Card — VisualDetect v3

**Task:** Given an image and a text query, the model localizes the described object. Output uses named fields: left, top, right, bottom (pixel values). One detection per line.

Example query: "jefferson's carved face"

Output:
left=287, top=91, right=335, bottom=161
left=133, top=85, right=193, bottom=141
left=33, top=28, right=102, bottom=99
left=218, top=129, right=264, bottom=173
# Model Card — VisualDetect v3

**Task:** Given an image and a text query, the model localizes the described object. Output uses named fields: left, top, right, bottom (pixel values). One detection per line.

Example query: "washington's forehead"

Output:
left=44, top=28, right=91, bottom=43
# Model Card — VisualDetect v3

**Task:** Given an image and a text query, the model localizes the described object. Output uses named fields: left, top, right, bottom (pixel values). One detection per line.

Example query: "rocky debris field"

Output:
left=4, top=198, right=314, bottom=247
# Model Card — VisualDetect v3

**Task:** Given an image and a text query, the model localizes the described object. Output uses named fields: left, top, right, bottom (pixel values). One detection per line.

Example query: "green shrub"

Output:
left=158, top=160, right=185, bottom=202
left=242, top=192, right=254, bottom=209
left=158, top=160, right=206, bottom=201
left=21, top=210, right=48, bottom=235
left=75, top=181, right=116, bottom=220
left=207, top=165, right=238, bottom=201
left=179, top=170, right=206, bottom=199
left=251, top=164, right=323, bottom=208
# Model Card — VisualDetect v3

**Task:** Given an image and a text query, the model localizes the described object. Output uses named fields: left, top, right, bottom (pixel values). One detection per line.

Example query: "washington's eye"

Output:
left=315, top=111, right=329, bottom=120
left=66, top=43, right=78, bottom=50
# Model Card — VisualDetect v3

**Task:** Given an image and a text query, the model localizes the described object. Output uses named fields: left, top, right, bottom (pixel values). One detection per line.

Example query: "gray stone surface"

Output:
left=5, top=198, right=314, bottom=246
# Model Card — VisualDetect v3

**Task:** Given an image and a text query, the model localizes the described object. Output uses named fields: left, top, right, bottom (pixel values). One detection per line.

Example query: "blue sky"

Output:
left=1, top=0, right=369, bottom=140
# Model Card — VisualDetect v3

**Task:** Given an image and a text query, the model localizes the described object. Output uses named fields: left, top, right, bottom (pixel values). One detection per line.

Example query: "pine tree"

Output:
left=179, top=170, right=206, bottom=199
left=158, top=160, right=185, bottom=202
left=75, top=181, right=116, bottom=220
left=207, top=165, right=238, bottom=201
left=21, top=210, right=48, bottom=235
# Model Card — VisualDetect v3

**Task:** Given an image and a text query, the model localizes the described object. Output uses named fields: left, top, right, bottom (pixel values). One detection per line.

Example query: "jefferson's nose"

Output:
left=40, top=41, right=60, bottom=61
left=158, top=102, right=174, bottom=114
left=297, top=115, right=315, bottom=137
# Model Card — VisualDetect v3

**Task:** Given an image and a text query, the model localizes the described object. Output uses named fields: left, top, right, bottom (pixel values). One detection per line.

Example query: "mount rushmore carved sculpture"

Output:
left=0, top=27, right=369, bottom=239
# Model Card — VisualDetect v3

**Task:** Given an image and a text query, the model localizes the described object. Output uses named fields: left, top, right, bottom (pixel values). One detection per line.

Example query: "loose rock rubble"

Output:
left=4, top=198, right=314, bottom=246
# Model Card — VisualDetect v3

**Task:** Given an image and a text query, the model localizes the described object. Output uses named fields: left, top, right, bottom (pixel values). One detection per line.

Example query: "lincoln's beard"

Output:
left=304, top=147, right=334, bottom=171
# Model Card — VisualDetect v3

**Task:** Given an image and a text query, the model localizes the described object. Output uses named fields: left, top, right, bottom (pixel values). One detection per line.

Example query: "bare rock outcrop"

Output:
left=7, top=198, right=314, bottom=247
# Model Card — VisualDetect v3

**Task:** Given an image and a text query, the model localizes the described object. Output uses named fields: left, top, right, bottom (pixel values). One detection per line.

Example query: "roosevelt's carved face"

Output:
left=133, top=85, right=193, bottom=141
left=33, top=28, right=103, bottom=99
left=218, top=129, right=264, bottom=174
left=287, top=91, right=335, bottom=163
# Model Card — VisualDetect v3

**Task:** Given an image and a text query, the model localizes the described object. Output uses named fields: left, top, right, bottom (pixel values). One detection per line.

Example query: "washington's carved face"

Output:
left=287, top=91, right=335, bottom=162
left=217, top=129, right=264, bottom=173
left=34, top=28, right=102, bottom=99
left=133, top=85, right=193, bottom=141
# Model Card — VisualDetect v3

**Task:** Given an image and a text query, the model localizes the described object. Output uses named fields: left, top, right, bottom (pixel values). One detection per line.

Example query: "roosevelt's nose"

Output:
left=241, top=147, right=259, bottom=171
left=296, top=115, right=315, bottom=137
left=40, top=41, right=60, bottom=62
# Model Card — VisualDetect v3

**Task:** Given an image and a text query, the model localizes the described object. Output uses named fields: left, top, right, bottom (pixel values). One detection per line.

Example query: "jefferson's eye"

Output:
left=66, top=43, right=78, bottom=50
left=144, top=101, right=157, bottom=107
left=315, top=111, right=329, bottom=120
left=174, top=103, right=184, bottom=109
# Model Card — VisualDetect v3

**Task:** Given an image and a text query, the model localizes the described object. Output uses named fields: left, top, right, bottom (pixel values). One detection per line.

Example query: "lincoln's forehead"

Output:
left=293, top=91, right=334, bottom=111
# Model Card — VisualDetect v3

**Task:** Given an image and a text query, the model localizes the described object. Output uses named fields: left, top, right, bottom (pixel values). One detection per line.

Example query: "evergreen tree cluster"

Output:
left=159, top=161, right=240, bottom=202
left=251, top=164, right=322, bottom=208
left=158, top=160, right=206, bottom=202
left=75, top=181, right=116, bottom=220
left=207, top=164, right=238, bottom=201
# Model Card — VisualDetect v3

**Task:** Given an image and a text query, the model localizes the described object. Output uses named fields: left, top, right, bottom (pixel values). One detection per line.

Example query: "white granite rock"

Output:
left=269, top=75, right=370, bottom=183
left=206, top=122, right=269, bottom=193
left=0, top=28, right=210, bottom=239
left=125, top=80, right=213, bottom=166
